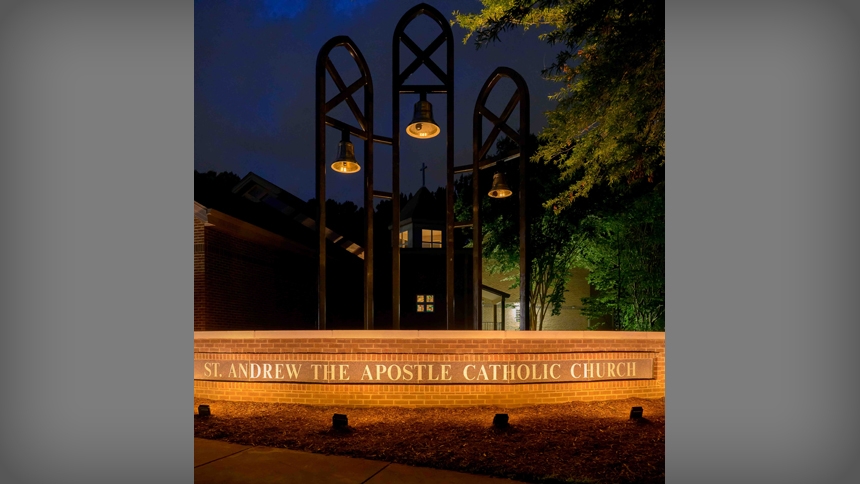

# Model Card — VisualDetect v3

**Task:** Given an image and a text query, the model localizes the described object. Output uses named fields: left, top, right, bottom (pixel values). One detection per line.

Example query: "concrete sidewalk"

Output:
left=195, top=438, right=529, bottom=484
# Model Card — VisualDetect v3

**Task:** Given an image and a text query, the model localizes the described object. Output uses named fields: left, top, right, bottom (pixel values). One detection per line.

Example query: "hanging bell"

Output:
left=405, top=93, right=440, bottom=139
left=330, top=130, right=360, bottom=174
left=488, top=172, right=513, bottom=198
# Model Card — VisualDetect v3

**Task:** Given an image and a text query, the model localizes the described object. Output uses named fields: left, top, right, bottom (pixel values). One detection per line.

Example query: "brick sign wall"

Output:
left=193, top=330, right=665, bottom=407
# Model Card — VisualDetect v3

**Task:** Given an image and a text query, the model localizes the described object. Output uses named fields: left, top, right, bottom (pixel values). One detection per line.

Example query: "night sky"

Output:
left=195, top=0, right=562, bottom=205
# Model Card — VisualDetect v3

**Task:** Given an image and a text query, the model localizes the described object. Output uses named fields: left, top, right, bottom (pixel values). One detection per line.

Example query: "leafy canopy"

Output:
left=454, top=0, right=665, bottom=211
left=576, top=186, right=664, bottom=331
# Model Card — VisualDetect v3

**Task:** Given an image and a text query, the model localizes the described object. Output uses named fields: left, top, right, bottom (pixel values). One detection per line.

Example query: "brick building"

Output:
left=194, top=172, right=597, bottom=331
left=194, top=172, right=364, bottom=331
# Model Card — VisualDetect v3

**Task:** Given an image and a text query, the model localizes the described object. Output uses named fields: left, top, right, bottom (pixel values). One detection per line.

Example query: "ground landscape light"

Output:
left=198, top=404, right=211, bottom=417
left=493, top=413, right=509, bottom=427
left=332, top=413, right=348, bottom=428
left=630, top=407, right=643, bottom=420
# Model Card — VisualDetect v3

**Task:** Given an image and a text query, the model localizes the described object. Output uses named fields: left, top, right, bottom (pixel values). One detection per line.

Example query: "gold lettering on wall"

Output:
left=194, top=358, right=654, bottom=384
left=463, top=364, right=475, bottom=381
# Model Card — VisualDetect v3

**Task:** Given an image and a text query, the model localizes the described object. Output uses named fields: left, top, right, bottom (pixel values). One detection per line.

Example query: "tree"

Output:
left=194, top=170, right=242, bottom=204
left=454, top=0, right=665, bottom=211
left=577, top=186, right=664, bottom=331
left=306, top=198, right=367, bottom=246
left=453, top=0, right=665, bottom=331
left=455, top=136, right=585, bottom=330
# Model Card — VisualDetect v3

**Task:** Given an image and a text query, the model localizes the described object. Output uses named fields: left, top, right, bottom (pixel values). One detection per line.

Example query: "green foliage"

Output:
left=455, top=137, right=664, bottom=331
left=455, top=136, right=585, bottom=330
left=453, top=0, right=665, bottom=331
left=453, top=0, right=665, bottom=210
left=577, top=188, right=664, bottom=331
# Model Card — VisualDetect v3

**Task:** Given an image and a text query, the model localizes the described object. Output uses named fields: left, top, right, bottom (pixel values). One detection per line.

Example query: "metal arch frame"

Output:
left=471, top=67, right=531, bottom=331
left=315, top=36, right=387, bottom=330
left=312, top=8, right=532, bottom=332
left=391, top=3, right=454, bottom=330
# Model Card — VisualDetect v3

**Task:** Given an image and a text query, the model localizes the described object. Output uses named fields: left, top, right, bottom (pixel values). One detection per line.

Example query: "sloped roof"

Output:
left=400, top=186, right=441, bottom=223
left=195, top=171, right=364, bottom=259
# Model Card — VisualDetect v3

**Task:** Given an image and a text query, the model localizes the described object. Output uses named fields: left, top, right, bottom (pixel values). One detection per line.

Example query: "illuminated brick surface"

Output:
left=194, top=331, right=665, bottom=407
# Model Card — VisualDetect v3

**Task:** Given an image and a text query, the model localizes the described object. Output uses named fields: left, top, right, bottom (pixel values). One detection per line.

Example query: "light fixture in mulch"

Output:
left=493, top=414, right=509, bottom=427
left=198, top=405, right=211, bottom=417
left=629, top=407, right=643, bottom=420
left=332, top=413, right=348, bottom=428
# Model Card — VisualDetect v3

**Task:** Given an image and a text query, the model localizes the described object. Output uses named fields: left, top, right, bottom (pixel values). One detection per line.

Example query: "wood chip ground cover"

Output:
left=194, top=397, right=664, bottom=484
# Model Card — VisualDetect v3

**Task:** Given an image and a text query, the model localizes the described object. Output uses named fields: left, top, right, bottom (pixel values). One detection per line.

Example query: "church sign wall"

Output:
left=193, top=330, right=665, bottom=407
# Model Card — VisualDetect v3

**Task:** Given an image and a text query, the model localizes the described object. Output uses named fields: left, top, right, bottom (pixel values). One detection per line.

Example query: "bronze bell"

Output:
left=331, top=130, right=360, bottom=174
left=406, top=93, right=440, bottom=139
left=488, top=172, right=512, bottom=198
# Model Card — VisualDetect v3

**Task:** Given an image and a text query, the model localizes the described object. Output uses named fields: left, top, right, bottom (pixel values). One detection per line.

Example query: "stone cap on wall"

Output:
left=194, top=330, right=665, bottom=340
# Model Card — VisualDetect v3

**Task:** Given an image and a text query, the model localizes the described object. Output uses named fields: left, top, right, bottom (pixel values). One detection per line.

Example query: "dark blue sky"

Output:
left=195, top=0, right=562, bottom=204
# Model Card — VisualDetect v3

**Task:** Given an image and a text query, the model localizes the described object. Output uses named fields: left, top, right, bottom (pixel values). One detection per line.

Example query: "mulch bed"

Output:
left=194, top=397, right=664, bottom=484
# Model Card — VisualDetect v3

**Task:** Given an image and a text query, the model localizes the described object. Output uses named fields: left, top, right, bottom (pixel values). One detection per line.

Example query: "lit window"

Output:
left=421, top=229, right=442, bottom=248
left=399, top=230, right=409, bottom=248
left=416, top=294, right=435, bottom=312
